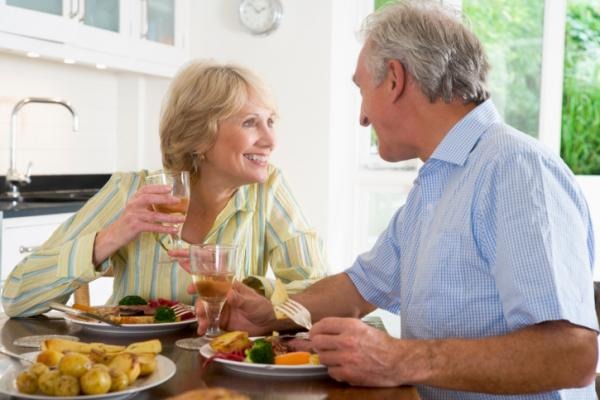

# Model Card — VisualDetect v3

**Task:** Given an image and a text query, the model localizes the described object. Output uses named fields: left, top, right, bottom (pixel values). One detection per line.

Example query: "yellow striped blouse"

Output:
left=2, top=165, right=327, bottom=317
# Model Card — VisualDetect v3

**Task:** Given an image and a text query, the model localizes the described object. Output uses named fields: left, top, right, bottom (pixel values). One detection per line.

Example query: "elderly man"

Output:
left=194, top=1, right=598, bottom=398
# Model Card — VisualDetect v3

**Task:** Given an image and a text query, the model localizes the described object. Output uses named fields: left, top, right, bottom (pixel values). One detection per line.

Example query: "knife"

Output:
left=49, top=302, right=121, bottom=327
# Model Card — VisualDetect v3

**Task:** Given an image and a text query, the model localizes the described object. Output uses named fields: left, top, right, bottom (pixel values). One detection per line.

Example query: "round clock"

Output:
left=239, top=0, right=283, bottom=35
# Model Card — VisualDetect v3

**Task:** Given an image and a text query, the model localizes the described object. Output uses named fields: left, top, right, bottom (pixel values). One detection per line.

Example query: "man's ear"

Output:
left=387, top=60, right=406, bottom=102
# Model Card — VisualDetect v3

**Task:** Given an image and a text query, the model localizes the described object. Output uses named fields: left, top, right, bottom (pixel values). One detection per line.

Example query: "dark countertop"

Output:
left=0, top=174, right=111, bottom=218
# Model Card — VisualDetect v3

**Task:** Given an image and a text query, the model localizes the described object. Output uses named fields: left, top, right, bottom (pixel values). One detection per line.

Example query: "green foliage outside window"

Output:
left=561, top=1, right=600, bottom=175
left=462, top=0, right=544, bottom=138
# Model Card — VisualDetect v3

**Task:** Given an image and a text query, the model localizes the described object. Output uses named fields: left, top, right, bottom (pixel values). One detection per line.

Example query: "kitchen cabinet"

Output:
left=0, top=212, right=73, bottom=282
left=0, top=211, right=113, bottom=311
left=0, top=0, right=189, bottom=77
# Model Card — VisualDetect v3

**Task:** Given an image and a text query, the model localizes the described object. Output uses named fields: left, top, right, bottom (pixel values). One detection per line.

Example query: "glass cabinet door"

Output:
left=82, top=0, right=119, bottom=32
left=142, top=0, right=175, bottom=45
left=6, top=0, right=62, bottom=15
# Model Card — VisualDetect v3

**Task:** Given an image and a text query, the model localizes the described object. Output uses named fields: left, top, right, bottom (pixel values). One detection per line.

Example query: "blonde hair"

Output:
left=160, top=59, right=277, bottom=174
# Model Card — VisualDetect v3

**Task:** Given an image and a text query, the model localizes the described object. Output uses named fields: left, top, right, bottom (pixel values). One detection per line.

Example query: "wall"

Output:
left=188, top=0, right=335, bottom=262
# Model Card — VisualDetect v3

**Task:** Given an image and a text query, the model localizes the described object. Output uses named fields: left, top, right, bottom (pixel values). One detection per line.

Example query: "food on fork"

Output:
left=16, top=338, right=163, bottom=396
left=270, top=278, right=289, bottom=319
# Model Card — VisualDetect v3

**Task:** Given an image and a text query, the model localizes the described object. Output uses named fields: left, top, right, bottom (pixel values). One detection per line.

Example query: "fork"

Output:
left=170, top=303, right=194, bottom=319
left=275, top=299, right=312, bottom=330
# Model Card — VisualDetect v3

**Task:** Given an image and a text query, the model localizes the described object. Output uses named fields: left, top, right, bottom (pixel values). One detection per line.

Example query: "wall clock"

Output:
left=239, top=0, right=283, bottom=35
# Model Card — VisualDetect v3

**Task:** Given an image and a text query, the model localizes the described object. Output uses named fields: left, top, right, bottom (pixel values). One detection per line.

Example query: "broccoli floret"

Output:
left=154, top=306, right=176, bottom=323
left=118, top=295, right=148, bottom=306
left=244, top=339, right=274, bottom=364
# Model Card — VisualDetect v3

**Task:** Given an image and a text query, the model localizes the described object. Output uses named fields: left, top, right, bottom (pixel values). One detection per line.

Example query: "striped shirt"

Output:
left=2, top=165, right=327, bottom=317
left=346, top=100, right=597, bottom=400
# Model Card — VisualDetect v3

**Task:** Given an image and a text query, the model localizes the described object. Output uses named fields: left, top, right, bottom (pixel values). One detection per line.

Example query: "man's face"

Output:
left=353, top=46, right=398, bottom=161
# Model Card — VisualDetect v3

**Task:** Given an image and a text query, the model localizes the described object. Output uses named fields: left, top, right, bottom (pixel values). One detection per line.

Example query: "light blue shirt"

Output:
left=346, top=100, right=597, bottom=400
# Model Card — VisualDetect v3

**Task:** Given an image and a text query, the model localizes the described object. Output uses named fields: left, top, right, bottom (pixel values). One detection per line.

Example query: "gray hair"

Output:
left=360, top=0, right=490, bottom=104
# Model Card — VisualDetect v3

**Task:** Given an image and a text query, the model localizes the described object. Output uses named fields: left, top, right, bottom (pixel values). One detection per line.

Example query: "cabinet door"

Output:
left=81, top=0, right=119, bottom=32
left=132, top=0, right=187, bottom=68
left=0, top=0, right=75, bottom=43
left=1, top=213, right=73, bottom=281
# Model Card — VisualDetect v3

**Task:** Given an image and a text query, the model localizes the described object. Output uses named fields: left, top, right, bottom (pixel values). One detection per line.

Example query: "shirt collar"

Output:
left=429, top=99, right=502, bottom=166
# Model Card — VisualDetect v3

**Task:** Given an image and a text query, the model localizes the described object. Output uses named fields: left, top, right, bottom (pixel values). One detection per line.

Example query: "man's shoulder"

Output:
left=475, top=123, right=561, bottom=167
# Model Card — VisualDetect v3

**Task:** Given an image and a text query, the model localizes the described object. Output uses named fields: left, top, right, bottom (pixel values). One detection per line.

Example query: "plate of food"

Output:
left=0, top=338, right=175, bottom=399
left=63, top=296, right=196, bottom=335
left=199, top=331, right=328, bottom=378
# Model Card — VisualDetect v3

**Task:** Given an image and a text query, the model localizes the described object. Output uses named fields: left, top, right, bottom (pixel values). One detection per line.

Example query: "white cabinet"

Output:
left=0, top=212, right=73, bottom=281
left=0, top=0, right=189, bottom=77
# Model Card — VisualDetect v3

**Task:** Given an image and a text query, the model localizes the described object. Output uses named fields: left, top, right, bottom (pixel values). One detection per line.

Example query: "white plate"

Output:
left=64, top=314, right=196, bottom=335
left=0, top=352, right=176, bottom=399
left=199, top=342, right=328, bottom=378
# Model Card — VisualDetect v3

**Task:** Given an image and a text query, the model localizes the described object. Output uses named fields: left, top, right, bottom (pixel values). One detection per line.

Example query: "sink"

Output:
left=0, top=189, right=98, bottom=203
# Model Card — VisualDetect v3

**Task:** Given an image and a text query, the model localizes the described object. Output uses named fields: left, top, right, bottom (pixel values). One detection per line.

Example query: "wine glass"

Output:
left=144, top=171, right=190, bottom=250
left=175, top=244, right=240, bottom=350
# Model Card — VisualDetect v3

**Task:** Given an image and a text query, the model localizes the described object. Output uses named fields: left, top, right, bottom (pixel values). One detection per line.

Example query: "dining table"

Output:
left=0, top=313, right=421, bottom=399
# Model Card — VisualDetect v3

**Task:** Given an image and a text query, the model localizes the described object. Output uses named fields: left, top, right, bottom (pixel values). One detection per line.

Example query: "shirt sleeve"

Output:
left=1, top=172, right=141, bottom=317
left=345, top=206, right=404, bottom=314
left=259, top=168, right=328, bottom=297
left=477, top=150, right=598, bottom=331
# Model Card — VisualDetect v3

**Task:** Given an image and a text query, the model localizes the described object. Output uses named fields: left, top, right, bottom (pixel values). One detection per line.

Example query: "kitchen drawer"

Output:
left=1, top=213, right=73, bottom=281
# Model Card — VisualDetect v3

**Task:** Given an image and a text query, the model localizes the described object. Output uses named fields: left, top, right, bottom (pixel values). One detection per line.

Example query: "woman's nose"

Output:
left=259, top=124, right=276, bottom=148
left=360, top=112, right=370, bottom=127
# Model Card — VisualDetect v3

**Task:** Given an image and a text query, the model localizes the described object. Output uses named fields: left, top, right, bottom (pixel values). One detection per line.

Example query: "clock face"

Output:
left=239, top=0, right=282, bottom=35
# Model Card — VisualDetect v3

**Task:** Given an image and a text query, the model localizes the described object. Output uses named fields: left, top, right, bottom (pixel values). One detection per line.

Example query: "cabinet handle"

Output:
left=19, top=246, right=39, bottom=254
left=140, top=0, right=149, bottom=39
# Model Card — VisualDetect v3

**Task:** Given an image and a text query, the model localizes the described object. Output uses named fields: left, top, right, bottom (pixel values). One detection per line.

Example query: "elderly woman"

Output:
left=2, top=60, right=327, bottom=317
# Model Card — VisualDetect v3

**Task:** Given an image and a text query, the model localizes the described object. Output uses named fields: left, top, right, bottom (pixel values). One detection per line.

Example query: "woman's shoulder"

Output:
left=103, top=170, right=149, bottom=191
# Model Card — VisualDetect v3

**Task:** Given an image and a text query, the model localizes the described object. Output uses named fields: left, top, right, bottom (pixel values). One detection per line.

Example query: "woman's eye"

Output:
left=242, top=118, right=256, bottom=127
left=267, top=118, right=274, bottom=128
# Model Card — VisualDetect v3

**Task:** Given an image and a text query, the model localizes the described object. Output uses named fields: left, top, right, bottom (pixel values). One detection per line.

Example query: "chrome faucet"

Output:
left=6, top=97, right=79, bottom=200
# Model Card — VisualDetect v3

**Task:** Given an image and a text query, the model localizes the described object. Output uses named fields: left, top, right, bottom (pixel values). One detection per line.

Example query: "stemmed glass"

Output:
left=144, top=171, right=190, bottom=250
left=175, top=244, right=240, bottom=350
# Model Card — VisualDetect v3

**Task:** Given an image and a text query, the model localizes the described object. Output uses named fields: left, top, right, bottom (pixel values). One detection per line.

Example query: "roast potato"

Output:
left=54, top=374, right=80, bottom=397
left=37, top=370, right=61, bottom=395
left=15, top=371, right=38, bottom=394
left=36, top=349, right=64, bottom=367
left=80, top=368, right=111, bottom=395
left=58, top=352, right=92, bottom=378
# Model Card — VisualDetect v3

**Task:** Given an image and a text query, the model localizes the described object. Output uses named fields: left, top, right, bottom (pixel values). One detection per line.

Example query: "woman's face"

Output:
left=203, top=95, right=276, bottom=187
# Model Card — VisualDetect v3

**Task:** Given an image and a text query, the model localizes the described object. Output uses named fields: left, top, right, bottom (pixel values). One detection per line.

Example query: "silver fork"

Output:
left=170, top=303, right=194, bottom=319
left=275, top=299, right=312, bottom=330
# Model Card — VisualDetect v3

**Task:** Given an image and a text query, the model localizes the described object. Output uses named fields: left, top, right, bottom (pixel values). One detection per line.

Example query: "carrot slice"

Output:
left=274, top=351, right=311, bottom=365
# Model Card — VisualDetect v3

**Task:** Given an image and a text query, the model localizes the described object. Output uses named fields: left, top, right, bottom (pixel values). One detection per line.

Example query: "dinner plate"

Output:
left=0, top=352, right=176, bottom=399
left=199, top=342, right=328, bottom=378
left=64, top=314, right=196, bottom=335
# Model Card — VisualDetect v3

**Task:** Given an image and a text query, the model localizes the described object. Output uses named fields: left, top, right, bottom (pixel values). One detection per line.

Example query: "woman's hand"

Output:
left=189, top=281, right=277, bottom=337
left=93, top=184, right=185, bottom=264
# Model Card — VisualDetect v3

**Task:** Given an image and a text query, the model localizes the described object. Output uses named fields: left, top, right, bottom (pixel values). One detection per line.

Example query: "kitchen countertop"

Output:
left=0, top=174, right=111, bottom=218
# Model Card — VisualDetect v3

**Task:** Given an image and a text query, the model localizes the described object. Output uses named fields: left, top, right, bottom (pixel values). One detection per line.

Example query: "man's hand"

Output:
left=189, top=281, right=277, bottom=337
left=311, top=317, right=408, bottom=387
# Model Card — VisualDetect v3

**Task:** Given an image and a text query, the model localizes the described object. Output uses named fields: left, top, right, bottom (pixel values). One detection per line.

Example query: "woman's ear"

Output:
left=387, top=60, right=406, bottom=102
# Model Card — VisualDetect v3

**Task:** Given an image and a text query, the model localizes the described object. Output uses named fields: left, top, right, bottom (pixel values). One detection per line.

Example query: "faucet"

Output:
left=5, top=97, right=79, bottom=200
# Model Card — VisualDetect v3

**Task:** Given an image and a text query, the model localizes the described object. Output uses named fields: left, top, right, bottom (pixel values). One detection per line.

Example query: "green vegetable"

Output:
left=118, top=295, right=147, bottom=306
left=154, top=306, right=176, bottom=323
left=244, top=339, right=274, bottom=364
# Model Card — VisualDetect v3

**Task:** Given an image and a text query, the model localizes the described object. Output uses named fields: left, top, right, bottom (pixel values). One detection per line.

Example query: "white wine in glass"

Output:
left=175, top=244, right=239, bottom=350
left=144, top=171, right=190, bottom=249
